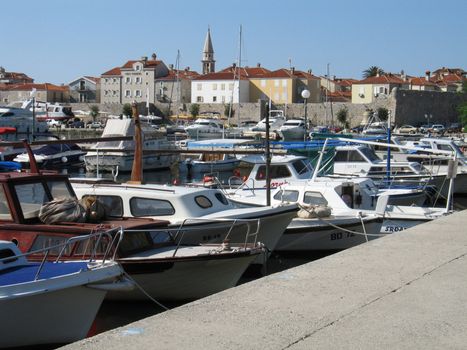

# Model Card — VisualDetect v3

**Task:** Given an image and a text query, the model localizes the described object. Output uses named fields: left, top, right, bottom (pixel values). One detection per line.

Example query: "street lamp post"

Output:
left=301, top=89, right=310, bottom=141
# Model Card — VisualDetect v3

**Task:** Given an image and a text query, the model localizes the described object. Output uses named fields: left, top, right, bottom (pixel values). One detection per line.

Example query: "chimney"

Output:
left=232, top=62, right=237, bottom=69
left=185, top=66, right=190, bottom=71
left=169, top=64, right=174, bottom=70
left=291, top=67, right=295, bottom=74
left=141, top=56, right=148, bottom=63
left=376, top=71, right=380, bottom=77
left=332, top=75, right=336, bottom=80
left=307, top=69, right=312, bottom=74
left=151, top=53, right=157, bottom=61
left=257, top=63, right=261, bottom=68
left=425, top=70, right=431, bottom=81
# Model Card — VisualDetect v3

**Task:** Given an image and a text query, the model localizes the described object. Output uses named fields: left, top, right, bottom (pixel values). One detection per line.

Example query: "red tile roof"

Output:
left=84, top=76, right=100, bottom=84
left=155, top=69, right=199, bottom=81
left=6, top=83, right=69, bottom=92
left=409, top=77, right=436, bottom=86
left=102, top=67, right=121, bottom=76
left=219, top=66, right=271, bottom=78
left=259, top=68, right=319, bottom=80
left=121, top=60, right=162, bottom=69
left=334, top=78, right=358, bottom=87
left=193, top=71, right=248, bottom=81
left=354, top=74, right=406, bottom=85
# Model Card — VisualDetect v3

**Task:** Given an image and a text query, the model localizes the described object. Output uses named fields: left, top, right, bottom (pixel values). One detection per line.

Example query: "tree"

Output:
left=89, top=105, right=99, bottom=123
left=224, top=104, right=235, bottom=119
left=362, top=66, right=385, bottom=78
left=336, top=106, right=349, bottom=129
left=376, top=107, right=389, bottom=121
left=189, top=103, right=200, bottom=118
left=458, top=102, right=467, bottom=130
left=122, top=103, right=132, bottom=117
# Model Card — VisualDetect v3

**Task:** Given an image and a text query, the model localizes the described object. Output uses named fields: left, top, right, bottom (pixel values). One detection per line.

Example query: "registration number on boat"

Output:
left=330, top=232, right=355, bottom=240
left=383, top=226, right=407, bottom=233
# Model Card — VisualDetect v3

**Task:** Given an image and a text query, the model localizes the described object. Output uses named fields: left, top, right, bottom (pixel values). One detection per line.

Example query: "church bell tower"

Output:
left=202, top=27, right=215, bottom=74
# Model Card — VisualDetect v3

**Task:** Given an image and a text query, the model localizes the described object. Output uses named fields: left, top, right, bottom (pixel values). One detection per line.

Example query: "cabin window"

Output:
left=82, top=195, right=123, bottom=217
left=235, top=161, right=255, bottom=181
left=47, top=180, right=74, bottom=200
left=130, top=197, right=175, bottom=216
left=437, top=144, right=453, bottom=152
left=348, top=151, right=366, bottom=162
left=194, top=195, right=213, bottom=209
left=359, top=147, right=381, bottom=162
left=303, top=191, right=328, bottom=206
left=215, top=192, right=229, bottom=205
left=119, top=231, right=153, bottom=255
left=30, top=235, right=71, bottom=255
left=255, top=165, right=291, bottom=180
left=74, top=235, right=111, bottom=256
left=14, top=183, right=48, bottom=219
left=273, top=190, right=299, bottom=202
left=0, top=187, right=12, bottom=220
left=334, top=151, right=348, bottom=162
left=292, top=160, right=309, bottom=175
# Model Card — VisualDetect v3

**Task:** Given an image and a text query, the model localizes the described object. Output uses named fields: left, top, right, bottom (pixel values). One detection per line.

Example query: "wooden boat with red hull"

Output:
left=0, top=140, right=264, bottom=301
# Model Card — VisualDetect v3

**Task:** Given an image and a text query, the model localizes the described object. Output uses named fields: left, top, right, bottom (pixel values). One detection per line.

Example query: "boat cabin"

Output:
left=232, top=155, right=314, bottom=188
left=0, top=170, right=169, bottom=256
left=333, top=145, right=428, bottom=178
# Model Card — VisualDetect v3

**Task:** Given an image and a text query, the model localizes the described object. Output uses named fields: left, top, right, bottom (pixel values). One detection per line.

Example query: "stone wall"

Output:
left=68, top=89, right=466, bottom=128
left=392, top=89, right=467, bottom=126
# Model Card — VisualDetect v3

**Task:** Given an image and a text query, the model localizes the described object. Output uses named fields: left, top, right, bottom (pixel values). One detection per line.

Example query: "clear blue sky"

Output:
left=2, top=0, right=466, bottom=84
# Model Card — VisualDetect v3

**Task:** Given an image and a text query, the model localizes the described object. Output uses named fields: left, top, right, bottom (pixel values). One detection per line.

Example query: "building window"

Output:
left=125, top=77, right=131, bottom=83
left=135, top=90, right=141, bottom=97
left=261, top=79, right=266, bottom=87
left=135, top=77, right=142, bottom=84
left=125, top=90, right=131, bottom=97
left=221, top=96, right=225, bottom=103
left=282, top=80, right=287, bottom=87
left=274, top=93, right=280, bottom=101
left=379, top=86, right=384, bottom=94
left=196, top=96, right=204, bottom=102
left=221, top=84, right=225, bottom=90
left=282, top=92, right=287, bottom=100
left=274, top=79, right=280, bottom=87
left=213, top=83, right=217, bottom=90
left=213, top=96, right=217, bottom=102
left=135, top=65, right=141, bottom=71
left=197, top=83, right=202, bottom=91
left=229, top=83, right=234, bottom=91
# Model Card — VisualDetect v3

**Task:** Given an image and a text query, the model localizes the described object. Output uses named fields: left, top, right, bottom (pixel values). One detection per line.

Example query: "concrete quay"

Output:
left=63, top=210, right=467, bottom=350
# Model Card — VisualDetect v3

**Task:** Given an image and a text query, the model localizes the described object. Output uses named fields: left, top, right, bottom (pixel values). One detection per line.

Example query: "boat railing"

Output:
left=170, top=217, right=261, bottom=257
left=1, top=228, right=124, bottom=281
left=227, top=176, right=256, bottom=195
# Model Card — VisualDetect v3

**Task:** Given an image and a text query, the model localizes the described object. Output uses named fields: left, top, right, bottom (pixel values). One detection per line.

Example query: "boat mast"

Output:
left=129, top=102, right=143, bottom=184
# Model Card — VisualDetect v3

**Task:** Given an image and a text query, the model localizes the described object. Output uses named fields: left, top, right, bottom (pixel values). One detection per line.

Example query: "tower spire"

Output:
left=202, top=27, right=215, bottom=74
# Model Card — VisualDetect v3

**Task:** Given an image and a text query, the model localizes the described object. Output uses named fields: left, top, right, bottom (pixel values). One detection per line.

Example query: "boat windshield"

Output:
left=0, top=187, right=12, bottom=220
left=14, top=180, right=74, bottom=220
left=359, top=147, right=381, bottom=163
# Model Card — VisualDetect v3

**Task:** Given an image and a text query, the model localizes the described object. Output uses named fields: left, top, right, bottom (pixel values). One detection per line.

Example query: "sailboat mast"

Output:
left=237, top=25, right=242, bottom=125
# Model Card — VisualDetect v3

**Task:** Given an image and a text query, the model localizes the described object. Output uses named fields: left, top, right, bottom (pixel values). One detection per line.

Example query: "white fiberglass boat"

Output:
left=278, top=119, right=306, bottom=141
left=84, top=117, right=176, bottom=172
left=0, top=234, right=129, bottom=348
left=185, top=118, right=225, bottom=140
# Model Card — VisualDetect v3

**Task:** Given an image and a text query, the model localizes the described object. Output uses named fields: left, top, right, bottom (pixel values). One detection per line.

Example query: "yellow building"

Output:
left=352, top=74, right=409, bottom=104
left=249, top=68, right=320, bottom=104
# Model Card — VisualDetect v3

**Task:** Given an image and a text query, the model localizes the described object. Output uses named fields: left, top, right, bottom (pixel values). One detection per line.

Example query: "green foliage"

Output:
left=122, top=103, right=132, bottom=117
left=458, top=102, right=467, bottom=127
left=462, top=80, right=467, bottom=94
left=89, top=105, right=99, bottom=122
left=336, top=107, right=349, bottom=129
left=362, top=66, right=385, bottom=78
left=377, top=107, right=389, bottom=121
left=190, top=103, right=200, bottom=117
left=224, top=104, right=235, bottom=118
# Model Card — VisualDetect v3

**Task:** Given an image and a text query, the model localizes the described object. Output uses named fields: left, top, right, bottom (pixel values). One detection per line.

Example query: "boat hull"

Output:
left=111, top=251, right=258, bottom=301
left=276, top=216, right=383, bottom=251
left=85, top=153, right=175, bottom=172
